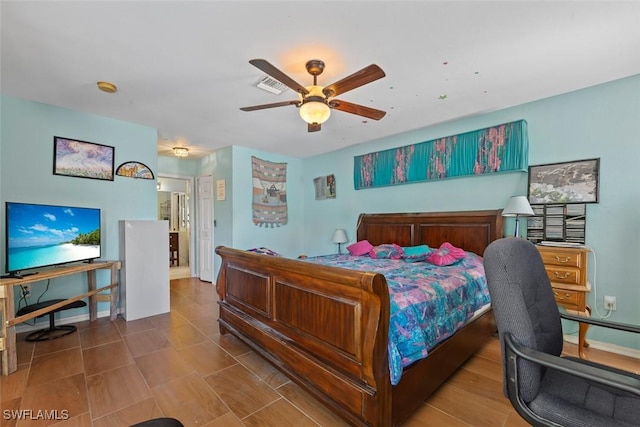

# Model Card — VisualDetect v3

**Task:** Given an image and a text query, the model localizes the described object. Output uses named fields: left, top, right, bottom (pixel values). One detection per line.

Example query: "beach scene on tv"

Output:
left=6, top=203, right=101, bottom=273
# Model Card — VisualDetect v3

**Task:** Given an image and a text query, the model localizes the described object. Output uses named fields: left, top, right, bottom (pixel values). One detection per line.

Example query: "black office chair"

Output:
left=16, top=299, right=87, bottom=342
left=130, top=418, right=184, bottom=427
left=483, top=238, right=640, bottom=427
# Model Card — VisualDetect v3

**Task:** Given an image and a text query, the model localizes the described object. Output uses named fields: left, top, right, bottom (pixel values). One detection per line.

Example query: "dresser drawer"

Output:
left=544, top=266, right=581, bottom=286
left=552, top=289, right=579, bottom=308
left=539, top=249, right=583, bottom=268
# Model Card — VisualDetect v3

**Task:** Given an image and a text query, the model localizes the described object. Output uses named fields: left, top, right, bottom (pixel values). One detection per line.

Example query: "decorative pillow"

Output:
left=247, top=247, right=280, bottom=256
left=346, top=240, right=374, bottom=256
left=401, top=245, right=432, bottom=262
left=426, top=242, right=466, bottom=266
left=369, top=243, right=405, bottom=259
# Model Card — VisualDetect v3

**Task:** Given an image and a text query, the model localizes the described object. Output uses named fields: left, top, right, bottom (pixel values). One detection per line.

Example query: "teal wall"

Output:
left=229, top=146, right=303, bottom=257
left=300, top=74, right=640, bottom=350
left=1, top=95, right=158, bottom=318
left=157, top=155, right=198, bottom=177
left=2, top=74, right=638, bottom=351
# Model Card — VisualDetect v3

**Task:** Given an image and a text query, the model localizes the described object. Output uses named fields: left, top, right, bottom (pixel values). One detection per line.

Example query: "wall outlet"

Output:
left=604, top=295, right=616, bottom=311
left=21, top=284, right=31, bottom=297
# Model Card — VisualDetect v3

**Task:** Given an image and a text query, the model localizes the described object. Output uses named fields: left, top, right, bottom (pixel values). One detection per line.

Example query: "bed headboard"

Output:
left=356, top=210, right=503, bottom=256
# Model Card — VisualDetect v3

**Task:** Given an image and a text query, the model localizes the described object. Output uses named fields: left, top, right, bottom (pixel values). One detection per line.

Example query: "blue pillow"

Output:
left=402, top=245, right=432, bottom=262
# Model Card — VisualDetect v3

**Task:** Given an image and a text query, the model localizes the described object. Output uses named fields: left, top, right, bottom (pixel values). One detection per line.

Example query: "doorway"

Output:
left=157, top=175, right=195, bottom=279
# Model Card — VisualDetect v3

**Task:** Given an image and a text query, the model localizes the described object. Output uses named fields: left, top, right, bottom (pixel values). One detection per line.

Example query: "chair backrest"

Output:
left=483, top=238, right=564, bottom=402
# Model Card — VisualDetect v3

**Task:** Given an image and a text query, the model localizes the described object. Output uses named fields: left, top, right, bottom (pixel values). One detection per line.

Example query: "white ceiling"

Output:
left=2, top=1, right=639, bottom=159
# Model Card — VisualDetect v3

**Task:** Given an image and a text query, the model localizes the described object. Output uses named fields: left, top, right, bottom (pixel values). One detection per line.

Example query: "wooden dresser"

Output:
left=536, top=245, right=591, bottom=358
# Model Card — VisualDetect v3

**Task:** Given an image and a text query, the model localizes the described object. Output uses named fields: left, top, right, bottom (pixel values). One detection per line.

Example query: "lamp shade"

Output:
left=299, top=85, right=331, bottom=125
left=502, top=196, right=534, bottom=217
left=332, top=229, right=348, bottom=244
left=299, top=100, right=331, bottom=124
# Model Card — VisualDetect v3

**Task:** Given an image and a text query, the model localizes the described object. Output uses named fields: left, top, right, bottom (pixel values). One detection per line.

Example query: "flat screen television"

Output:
left=4, top=202, right=101, bottom=278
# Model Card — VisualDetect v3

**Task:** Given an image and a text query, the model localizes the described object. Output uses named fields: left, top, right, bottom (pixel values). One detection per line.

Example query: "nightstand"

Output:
left=536, top=245, right=591, bottom=358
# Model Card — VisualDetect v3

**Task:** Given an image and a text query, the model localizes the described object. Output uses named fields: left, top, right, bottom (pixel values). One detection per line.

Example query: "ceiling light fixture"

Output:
left=97, top=81, right=117, bottom=93
left=299, top=101, right=331, bottom=125
left=299, top=85, right=331, bottom=125
left=173, top=147, right=189, bottom=158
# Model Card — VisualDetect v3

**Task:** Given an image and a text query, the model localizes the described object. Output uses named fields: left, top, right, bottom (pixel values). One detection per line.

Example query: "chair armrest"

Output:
left=559, top=312, right=640, bottom=334
left=503, top=332, right=640, bottom=396
left=502, top=332, right=640, bottom=427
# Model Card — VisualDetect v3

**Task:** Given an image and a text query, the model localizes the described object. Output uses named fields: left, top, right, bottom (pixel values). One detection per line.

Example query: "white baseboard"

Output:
left=563, top=334, right=640, bottom=359
left=15, top=310, right=115, bottom=333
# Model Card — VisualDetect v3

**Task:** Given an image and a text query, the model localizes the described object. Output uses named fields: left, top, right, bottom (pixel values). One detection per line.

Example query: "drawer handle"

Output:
left=554, top=256, right=571, bottom=263
left=554, top=271, right=571, bottom=279
left=554, top=292, right=571, bottom=299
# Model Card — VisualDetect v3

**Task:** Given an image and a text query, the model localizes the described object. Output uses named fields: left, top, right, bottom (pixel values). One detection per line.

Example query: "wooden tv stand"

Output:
left=0, top=260, right=120, bottom=375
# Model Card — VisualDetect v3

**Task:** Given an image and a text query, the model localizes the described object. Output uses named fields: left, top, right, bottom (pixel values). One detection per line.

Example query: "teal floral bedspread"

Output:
left=302, top=253, right=490, bottom=385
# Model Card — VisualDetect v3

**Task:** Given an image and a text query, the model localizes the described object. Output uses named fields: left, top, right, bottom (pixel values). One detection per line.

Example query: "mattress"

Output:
left=303, top=251, right=491, bottom=385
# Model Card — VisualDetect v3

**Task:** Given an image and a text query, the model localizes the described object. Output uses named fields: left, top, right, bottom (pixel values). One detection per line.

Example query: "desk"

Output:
left=0, top=261, right=120, bottom=375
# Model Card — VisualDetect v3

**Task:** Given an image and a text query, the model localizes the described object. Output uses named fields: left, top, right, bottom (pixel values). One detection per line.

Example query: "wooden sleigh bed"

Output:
left=215, top=210, right=503, bottom=426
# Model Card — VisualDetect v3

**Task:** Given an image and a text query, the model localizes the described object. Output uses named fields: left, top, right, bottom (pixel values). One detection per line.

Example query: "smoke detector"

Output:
left=256, top=76, right=288, bottom=95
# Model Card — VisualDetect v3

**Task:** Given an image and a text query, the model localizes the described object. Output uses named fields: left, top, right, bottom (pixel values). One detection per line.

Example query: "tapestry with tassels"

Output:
left=354, top=120, right=528, bottom=189
left=252, top=156, right=288, bottom=227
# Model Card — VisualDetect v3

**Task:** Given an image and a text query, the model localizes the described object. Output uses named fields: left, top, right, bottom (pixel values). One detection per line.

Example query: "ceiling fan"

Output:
left=240, top=59, right=386, bottom=132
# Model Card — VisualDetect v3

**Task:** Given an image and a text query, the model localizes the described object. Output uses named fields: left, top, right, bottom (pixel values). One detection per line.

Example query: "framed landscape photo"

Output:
left=53, top=136, right=115, bottom=181
left=528, top=158, right=599, bottom=204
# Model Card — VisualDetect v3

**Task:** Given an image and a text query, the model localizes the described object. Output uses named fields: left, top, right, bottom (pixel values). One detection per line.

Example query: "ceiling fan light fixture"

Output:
left=300, top=100, right=331, bottom=125
left=173, top=147, right=189, bottom=157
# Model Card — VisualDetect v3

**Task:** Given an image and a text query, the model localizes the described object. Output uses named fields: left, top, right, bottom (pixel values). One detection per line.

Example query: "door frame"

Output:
left=157, top=173, right=196, bottom=278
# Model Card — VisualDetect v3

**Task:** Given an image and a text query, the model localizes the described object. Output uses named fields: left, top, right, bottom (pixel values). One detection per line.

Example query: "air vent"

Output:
left=256, top=76, right=289, bottom=95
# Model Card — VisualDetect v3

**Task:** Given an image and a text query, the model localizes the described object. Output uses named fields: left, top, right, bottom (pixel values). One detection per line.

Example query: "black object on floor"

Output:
left=16, top=299, right=87, bottom=342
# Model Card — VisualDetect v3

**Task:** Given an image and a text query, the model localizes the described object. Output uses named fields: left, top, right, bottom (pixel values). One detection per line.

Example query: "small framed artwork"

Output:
left=53, top=136, right=115, bottom=181
left=217, top=179, right=226, bottom=201
left=313, top=174, right=336, bottom=200
left=528, top=158, right=600, bottom=204
left=116, top=161, right=154, bottom=179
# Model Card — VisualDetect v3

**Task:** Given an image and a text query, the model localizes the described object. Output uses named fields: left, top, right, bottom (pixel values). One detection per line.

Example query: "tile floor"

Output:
left=1, top=277, right=636, bottom=427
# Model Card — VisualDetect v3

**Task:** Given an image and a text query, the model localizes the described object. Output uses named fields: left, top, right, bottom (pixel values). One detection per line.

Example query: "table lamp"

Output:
left=332, top=229, right=348, bottom=254
left=502, top=196, right=534, bottom=237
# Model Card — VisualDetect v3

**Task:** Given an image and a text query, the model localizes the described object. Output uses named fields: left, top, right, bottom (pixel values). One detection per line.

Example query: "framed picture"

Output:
left=116, top=161, right=154, bottom=179
left=53, top=136, right=115, bottom=181
left=313, top=174, right=336, bottom=200
left=528, top=158, right=599, bottom=204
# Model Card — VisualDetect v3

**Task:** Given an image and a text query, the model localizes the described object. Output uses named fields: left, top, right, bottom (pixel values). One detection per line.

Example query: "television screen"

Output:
left=5, top=202, right=101, bottom=275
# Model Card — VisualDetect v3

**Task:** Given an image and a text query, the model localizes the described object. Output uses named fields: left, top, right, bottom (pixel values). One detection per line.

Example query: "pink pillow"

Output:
left=347, top=240, right=374, bottom=256
left=426, top=242, right=466, bottom=266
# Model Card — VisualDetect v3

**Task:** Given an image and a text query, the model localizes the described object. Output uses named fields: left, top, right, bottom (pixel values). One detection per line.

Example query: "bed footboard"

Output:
left=215, top=246, right=392, bottom=426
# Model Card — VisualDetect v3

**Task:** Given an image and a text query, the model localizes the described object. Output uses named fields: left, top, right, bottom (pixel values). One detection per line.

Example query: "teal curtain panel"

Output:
left=354, top=120, right=528, bottom=189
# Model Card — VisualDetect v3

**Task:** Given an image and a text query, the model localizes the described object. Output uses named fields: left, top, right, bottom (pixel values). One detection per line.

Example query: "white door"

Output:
left=197, top=175, right=213, bottom=282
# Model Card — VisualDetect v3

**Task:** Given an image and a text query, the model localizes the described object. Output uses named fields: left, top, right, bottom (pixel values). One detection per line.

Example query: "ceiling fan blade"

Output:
left=249, top=59, right=309, bottom=95
left=330, top=100, right=386, bottom=120
left=322, top=64, right=385, bottom=98
left=240, top=100, right=299, bottom=111
left=308, top=123, right=321, bottom=132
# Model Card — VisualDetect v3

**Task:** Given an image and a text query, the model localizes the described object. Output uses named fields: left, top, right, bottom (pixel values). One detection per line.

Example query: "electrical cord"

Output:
left=36, top=279, right=51, bottom=304
left=17, top=285, right=37, bottom=326
left=582, top=245, right=612, bottom=319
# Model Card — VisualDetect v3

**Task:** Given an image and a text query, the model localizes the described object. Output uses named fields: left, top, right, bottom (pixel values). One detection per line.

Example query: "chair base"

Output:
left=16, top=299, right=87, bottom=342
left=25, top=324, right=77, bottom=342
